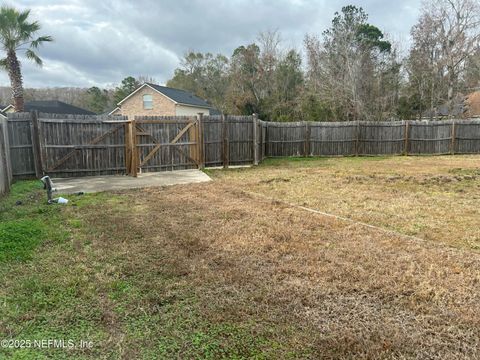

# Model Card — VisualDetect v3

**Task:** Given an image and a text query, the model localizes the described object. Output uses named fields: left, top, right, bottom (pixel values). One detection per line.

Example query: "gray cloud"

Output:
left=0, top=0, right=421, bottom=88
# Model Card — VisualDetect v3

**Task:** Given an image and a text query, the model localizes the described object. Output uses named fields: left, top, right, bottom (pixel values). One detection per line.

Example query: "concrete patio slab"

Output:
left=53, top=169, right=211, bottom=194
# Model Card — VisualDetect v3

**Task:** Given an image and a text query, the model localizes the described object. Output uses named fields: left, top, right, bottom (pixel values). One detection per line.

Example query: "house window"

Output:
left=143, top=94, right=153, bottom=109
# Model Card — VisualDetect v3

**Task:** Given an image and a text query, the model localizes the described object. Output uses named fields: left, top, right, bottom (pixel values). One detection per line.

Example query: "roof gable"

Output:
left=117, top=83, right=212, bottom=108
left=2, top=104, right=13, bottom=112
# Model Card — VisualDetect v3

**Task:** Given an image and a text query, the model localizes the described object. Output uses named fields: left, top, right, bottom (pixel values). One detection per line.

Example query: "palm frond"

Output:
left=0, top=7, right=16, bottom=42
left=0, top=6, right=50, bottom=52
left=0, top=58, right=7, bottom=70
left=19, top=21, right=40, bottom=42
left=25, top=49, right=42, bottom=66
left=17, top=9, right=30, bottom=24
left=30, top=35, right=53, bottom=48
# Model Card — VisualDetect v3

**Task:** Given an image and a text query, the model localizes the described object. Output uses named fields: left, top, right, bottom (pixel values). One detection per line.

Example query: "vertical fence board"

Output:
left=0, top=116, right=12, bottom=196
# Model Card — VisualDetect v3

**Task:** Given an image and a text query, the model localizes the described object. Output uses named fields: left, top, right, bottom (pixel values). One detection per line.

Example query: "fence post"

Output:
left=124, top=120, right=133, bottom=175
left=450, top=120, right=456, bottom=155
left=403, top=121, right=410, bottom=155
left=222, top=114, right=229, bottom=168
left=0, top=116, right=12, bottom=196
left=261, top=122, right=266, bottom=160
left=304, top=121, right=311, bottom=157
left=355, top=121, right=360, bottom=156
left=252, top=113, right=259, bottom=165
left=197, top=113, right=205, bottom=169
left=186, top=116, right=198, bottom=167
left=264, top=122, right=269, bottom=158
left=30, top=111, right=44, bottom=178
left=131, top=118, right=138, bottom=177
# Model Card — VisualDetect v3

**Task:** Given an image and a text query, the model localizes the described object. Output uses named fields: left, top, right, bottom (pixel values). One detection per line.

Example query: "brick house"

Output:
left=110, top=83, right=216, bottom=119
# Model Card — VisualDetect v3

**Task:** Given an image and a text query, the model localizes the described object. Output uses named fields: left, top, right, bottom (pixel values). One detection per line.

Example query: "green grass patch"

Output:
left=0, top=181, right=68, bottom=263
left=0, top=219, right=46, bottom=262
left=0, top=181, right=114, bottom=359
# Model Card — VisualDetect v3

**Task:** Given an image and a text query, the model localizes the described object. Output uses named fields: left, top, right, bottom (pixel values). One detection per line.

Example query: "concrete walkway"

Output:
left=53, top=169, right=211, bottom=194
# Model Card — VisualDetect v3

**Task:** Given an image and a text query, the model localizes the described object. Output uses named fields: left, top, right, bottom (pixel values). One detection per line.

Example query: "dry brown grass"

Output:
left=77, top=174, right=480, bottom=358
left=4, top=157, right=479, bottom=358
left=209, top=155, right=480, bottom=250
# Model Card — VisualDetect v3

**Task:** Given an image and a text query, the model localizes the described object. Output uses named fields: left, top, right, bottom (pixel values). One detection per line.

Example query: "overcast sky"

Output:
left=1, top=0, right=422, bottom=89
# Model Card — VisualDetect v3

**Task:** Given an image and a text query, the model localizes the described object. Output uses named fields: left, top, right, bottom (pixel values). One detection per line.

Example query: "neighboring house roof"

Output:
left=424, top=95, right=466, bottom=118
left=146, top=83, right=212, bottom=108
left=3, top=100, right=95, bottom=115
left=436, top=103, right=465, bottom=117
left=117, top=83, right=213, bottom=109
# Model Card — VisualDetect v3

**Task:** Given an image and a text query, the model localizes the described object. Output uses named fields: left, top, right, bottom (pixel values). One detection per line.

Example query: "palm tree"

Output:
left=0, top=6, right=52, bottom=112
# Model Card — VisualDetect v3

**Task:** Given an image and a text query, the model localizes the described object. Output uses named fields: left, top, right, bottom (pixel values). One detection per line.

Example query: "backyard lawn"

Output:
left=208, top=155, right=480, bottom=249
left=1, top=155, right=479, bottom=359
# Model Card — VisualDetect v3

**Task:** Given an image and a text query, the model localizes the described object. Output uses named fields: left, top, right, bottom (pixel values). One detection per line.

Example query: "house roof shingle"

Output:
left=145, top=83, right=212, bottom=108
left=22, top=100, right=95, bottom=115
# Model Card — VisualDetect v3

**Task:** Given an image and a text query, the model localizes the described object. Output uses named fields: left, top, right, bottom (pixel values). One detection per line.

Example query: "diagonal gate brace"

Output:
left=137, top=121, right=197, bottom=167
left=48, top=125, right=123, bottom=172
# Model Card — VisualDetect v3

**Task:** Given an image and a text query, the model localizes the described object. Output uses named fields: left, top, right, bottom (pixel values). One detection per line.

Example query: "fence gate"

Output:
left=21, top=113, right=127, bottom=178
left=127, top=116, right=202, bottom=176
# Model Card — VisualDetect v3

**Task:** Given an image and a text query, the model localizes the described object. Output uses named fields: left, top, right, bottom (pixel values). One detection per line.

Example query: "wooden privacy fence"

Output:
left=6, top=112, right=264, bottom=178
left=6, top=112, right=480, bottom=179
left=266, top=119, right=480, bottom=157
left=202, top=114, right=265, bottom=167
left=8, top=112, right=127, bottom=178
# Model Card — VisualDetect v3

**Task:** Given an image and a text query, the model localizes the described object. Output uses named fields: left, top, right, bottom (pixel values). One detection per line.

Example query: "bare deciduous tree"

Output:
left=303, top=5, right=399, bottom=121
left=407, top=0, right=480, bottom=117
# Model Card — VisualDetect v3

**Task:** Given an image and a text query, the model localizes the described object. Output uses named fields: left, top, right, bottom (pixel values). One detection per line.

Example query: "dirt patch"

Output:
left=259, top=177, right=291, bottom=184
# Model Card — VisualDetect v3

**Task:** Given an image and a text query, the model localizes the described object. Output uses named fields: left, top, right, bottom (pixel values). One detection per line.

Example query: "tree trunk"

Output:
left=6, top=50, right=24, bottom=112
left=447, top=65, right=455, bottom=111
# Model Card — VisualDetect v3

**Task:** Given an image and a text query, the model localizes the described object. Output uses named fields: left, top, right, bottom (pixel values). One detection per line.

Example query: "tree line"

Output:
left=167, top=1, right=480, bottom=121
